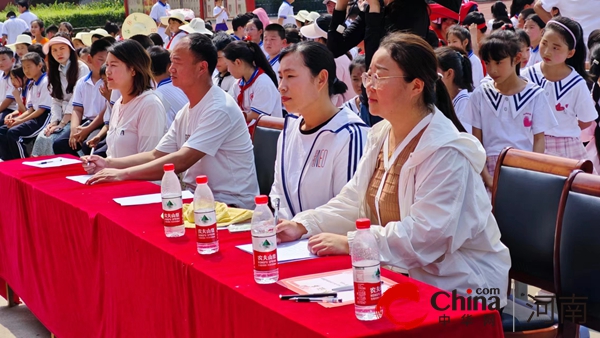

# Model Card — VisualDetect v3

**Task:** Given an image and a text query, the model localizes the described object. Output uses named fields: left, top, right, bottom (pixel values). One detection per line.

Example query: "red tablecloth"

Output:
left=0, top=156, right=505, bottom=338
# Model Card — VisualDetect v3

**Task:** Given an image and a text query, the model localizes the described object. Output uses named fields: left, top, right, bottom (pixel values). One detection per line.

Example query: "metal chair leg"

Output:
left=5, top=283, right=17, bottom=307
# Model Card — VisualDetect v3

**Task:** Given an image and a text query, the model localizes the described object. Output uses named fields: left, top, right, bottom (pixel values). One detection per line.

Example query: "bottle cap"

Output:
left=196, top=175, right=208, bottom=184
left=255, top=195, right=268, bottom=205
left=356, top=218, right=371, bottom=230
left=163, top=163, right=174, bottom=171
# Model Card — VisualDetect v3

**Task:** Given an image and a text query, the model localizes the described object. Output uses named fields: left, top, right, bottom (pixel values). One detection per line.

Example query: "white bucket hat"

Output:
left=179, top=18, right=213, bottom=36
left=82, top=28, right=111, bottom=47
left=6, top=34, right=32, bottom=51
left=160, top=11, right=188, bottom=26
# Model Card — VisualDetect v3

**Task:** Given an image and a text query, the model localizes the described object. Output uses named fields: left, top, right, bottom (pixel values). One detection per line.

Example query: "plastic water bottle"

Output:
left=161, top=163, right=185, bottom=237
left=251, top=195, right=278, bottom=284
left=194, top=175, right=218, bottom=254
left=352, top=218, right=382, bottom=321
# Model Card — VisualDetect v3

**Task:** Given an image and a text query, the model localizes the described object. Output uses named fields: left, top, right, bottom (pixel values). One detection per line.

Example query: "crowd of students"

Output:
left=1, top=0, right=600, bottom=307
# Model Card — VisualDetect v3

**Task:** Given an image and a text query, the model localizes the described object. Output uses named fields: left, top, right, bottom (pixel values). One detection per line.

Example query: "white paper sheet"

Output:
left=114, top=191, right=194, bottom=206
left=66, top=174, right=93, bottom=184
left=23, top=157, right=81, bottom=168
left=236, top=239, right=318, bottom=263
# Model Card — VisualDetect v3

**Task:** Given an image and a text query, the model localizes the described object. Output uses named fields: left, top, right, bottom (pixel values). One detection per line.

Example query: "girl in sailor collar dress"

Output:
left=523, top=17, right=597, bottom=161
left=466, top=30, right=557, bottom=191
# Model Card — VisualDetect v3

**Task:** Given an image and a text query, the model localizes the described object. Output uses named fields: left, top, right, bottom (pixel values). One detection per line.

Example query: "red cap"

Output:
left=255, top=195, right=268, bottom=205
left=163, top=163, right=174, bottom=171
left=356, top=218, right=371, bottom=230
left=196, top=175, right=208, bottom=184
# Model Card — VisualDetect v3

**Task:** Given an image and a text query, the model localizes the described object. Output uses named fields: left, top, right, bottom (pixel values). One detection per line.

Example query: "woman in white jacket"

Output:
left=271, top=41, right=369, bottom=220
left=277, top=33, right=511, bottom=307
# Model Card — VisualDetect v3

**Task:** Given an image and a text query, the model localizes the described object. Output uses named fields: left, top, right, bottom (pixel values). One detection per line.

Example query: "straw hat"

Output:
left=160, top=11, right=188, bottom=26
left=82, top=28, right=111, bottom=47
left=179, top=18, right=213, bottom=36
left=121, top=13, right=158, bottom=39
left=306, top=12, right=321, bottom=23
left=294, top=10, right=309, bottom=22
left=6, top=34, right=32, bottom=51
left=73, top=32, right=86, bottom=43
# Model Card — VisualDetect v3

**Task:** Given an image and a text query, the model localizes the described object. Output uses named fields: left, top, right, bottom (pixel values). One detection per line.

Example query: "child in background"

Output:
left=245, top=18, right=267, bottom=57
left=515, top=28, right=531, bottom=68
left=212, top=32, right=236, bottom=94
left=34, top=35, right=89, bottom=156
left=162, top=12, right=188, bottom=50
left=463, top=11, right=487, bottom=56
left=231, top=13, right=254, bottom=41
left=58, top=22, right=74, bottom=38
left=45, top=24, right=58, bottom=40
left=524, top=14, right=545, bottom=67
left=147, top=46, right=187, bottom=127
left=8, top=66, right=28, bottom=115
left=149, top=33, right=164, bottom=47
left=213, top=0, right=229, bottom=32
left=517, top=8, right=534, bottom=29
left=436, top=46, right=474, bottom=132
left=0, top=47, right=16, bottom=126
left=84, top=64, right=110, bottom=157
left=0, top=53, right=52, bottom=160
left=263, top=23, right=286, bottom=78
left=7, top=34, right=32, bottom=60
left=30, top=19, right=48, bottom=45
left=343, top=55, right=365, bottom=116
left=523, top=17, right=598, bottom=161
left=72, top=32, right=86, bottom=49
left=27, top=43, right=45, bottom=61
left=466, top=30, right=557, bottom=191
left=447, top=25, right=484, bottom=88
left=223, top=40, right=282, bottom=123
left=583, top=46, right=600, bottom=172
left=50, top=39, right=113, bottom=157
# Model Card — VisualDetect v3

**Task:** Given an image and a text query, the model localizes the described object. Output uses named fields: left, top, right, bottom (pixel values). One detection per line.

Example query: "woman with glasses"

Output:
left=276, top=33, right=510, bottom=306
left=271, top=41, right=369, bottom=220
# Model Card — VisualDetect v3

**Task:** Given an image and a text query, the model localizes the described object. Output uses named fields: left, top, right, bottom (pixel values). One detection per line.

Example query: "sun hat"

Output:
left=294, top=10, right=309, bottom=22
left=160, top=11, right=188, bottom=26
left=305, top=12, right=321, bottom=23
left=300, top=15, right=331, bottom=39
left=82, top=28, right=111, bottom=47
left=42, top=36, right=74, bottom=55
left=6, top=34, right=32, bottom=52
left=121, top=13, right=158, bottom=39
left=179, top=18, right=213, bottom=36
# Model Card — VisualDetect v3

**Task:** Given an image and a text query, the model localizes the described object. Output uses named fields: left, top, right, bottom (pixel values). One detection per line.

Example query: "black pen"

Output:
left=280, top=292, right=337, bottom=300
left=291, top=297, right=343, bottom=303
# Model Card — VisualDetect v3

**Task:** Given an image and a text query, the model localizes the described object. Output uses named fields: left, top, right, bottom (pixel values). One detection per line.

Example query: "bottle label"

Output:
left=353, top=263, right=381, bottom=306
left=162, top=196, right=183, bottom=227
left=195, top=210, right=218, bottom=243
left=252, top=234, right=278, bottom=271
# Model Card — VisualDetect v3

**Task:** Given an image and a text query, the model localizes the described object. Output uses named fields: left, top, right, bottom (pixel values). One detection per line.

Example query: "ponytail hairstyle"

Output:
left=436, top=46, right=474, bottom=92
left=544, top=16, right=589, bottom=82
left=223, top=40, right=278, bottom=88
left=47, top=33, right=79, bottom=100
left=379, top=32, right=466, bottom=132
left=480, top=29, right=522, bottom=75
left=446, top=25, right=472, bottom=53
left=280, top=41, right=347, bottom=97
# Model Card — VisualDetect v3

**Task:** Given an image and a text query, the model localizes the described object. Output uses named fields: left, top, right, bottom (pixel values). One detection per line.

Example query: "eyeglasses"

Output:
left=361, top=72, right=408, bottom=88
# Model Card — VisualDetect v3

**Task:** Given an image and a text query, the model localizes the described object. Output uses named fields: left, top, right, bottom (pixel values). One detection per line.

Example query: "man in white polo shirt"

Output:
left=277, top=0, right=296, bottom=26
left=84, top=33, right=259, bottom=209
left=17, top=1, right=37, bottom=27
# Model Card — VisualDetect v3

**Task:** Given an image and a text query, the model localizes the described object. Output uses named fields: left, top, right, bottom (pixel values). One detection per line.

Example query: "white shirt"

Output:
left=343, top=96, right=360, bottom=115
left=26, top=73, right=52, bottom=111
left=2, top=17, right=29, bottom=44
left=1, top=72, right=17, bottom=111
left=166, top=30, right=188, bottom=51
left=277, top=1, right=296, bottom=26
left=150, top=0, right=170, bottom=43
left=540, top=0, right=600, bottom=44
left=526, top=45, right=542, bottom=68
left=268, top=54, right=281, bottom=82
left=333, top=55, right=353, bottom=107
left=212, top=70, right=236, bottom=95
left=106, top=90, right=166, bottom=158
left=155, top=85, right=259, bottom=209
left=469, top=52, right=484, bottom=89
left=232, top=70, right=282, bottom=117
left=453, top=89, right=471, bottom=133
left=466, top=80, right=558, bottom=156
left=18, top=10, right=37, bottom=27
left=72, top=72, right=107, bottom=120
left=213, top=5, right=228, bottom=24
left=50, top=60, right=90, bottom=123
left=524, top=63, right=598, bottom=138
left=155, top=77, right=188, bottom=127
left=270, top=107, right=369, bottom=220
left=292, top=110, right=511, bottom=308
left=103, top=89, right=121, bottom=125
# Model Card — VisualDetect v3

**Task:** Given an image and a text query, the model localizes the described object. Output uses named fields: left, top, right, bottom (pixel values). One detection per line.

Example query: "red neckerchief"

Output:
left=166, top=30, right=186, bottom=49
left=237, top=67, right=264, bottom=110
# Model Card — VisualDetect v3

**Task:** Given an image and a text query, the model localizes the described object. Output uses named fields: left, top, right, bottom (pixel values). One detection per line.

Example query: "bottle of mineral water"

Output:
left=251, top=195, right=278, bottom=284
left=352, top=218, right=382, bottom=321
left=194, top=175, right=218, bottom=254
left=161, top=164, right=185, bottom=237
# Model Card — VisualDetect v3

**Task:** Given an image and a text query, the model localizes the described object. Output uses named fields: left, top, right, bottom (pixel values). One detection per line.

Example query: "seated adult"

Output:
left=104, top=40, right=167, bottom=158
left=276, top=33, right=511, bottom=306
left=271, top=41, right=369, bottom=220
left=83, top=33, right=259, bottom=209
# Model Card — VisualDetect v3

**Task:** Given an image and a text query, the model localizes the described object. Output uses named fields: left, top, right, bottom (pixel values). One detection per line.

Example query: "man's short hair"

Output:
left=265, top=23, right=285, bottom=40
left=184, top=33, right=217, bottom=74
